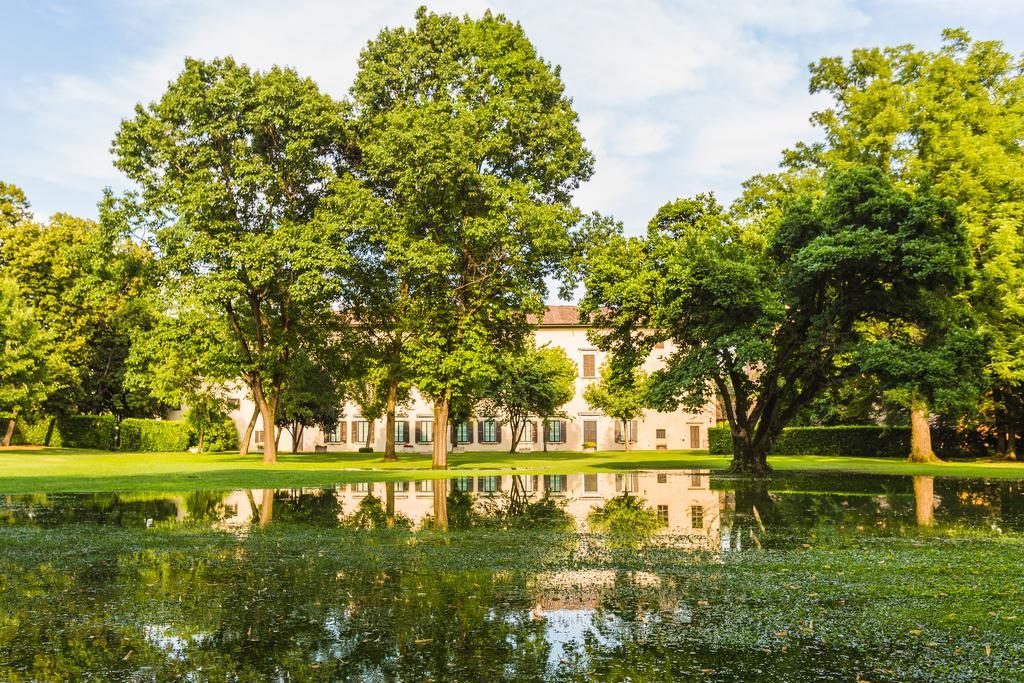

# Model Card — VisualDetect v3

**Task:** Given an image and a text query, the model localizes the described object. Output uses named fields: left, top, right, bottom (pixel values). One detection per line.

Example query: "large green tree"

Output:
left=0, top=189, right=158, bottom=417
left=0, top=279, right=60, bottom=446
left=582, top=166, right=973, bottom=474
left=112, top=57, right=355, bottom=464
left=788, top=28, right=1024, bottom=456
left=347, top=8, right=593, bottom=468
left=477, top=342, right=576, bottom=453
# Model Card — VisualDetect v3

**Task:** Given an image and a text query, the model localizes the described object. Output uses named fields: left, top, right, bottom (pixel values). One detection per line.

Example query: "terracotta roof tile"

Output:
left=528, top=305, right=585, bottom=326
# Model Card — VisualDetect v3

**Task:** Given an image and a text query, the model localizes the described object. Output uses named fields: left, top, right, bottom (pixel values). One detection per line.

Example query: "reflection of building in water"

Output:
left=216, top=470, right=722, bottom=546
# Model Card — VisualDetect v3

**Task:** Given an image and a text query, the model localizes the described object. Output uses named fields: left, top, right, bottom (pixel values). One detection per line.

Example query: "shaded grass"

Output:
left=0, top=446, right=1022, bottom=494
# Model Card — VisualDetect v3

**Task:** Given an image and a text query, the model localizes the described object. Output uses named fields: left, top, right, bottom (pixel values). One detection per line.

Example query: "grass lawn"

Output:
left=1, top=446, right=1023, bottom=493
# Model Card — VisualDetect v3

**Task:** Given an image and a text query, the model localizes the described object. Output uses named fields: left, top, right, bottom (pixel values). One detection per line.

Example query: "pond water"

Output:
left=1, top=470, right=1023, bottom=680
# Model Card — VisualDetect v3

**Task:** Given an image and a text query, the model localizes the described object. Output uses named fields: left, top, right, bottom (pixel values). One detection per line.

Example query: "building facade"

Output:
left=227, top=305, right=717, bottom=453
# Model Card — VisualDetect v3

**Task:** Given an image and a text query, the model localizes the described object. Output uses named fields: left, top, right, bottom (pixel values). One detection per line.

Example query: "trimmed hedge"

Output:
left=708, top=425, right=911, bottom=458
left=15, top=415, right=118, bottom=450
left=120, top=418, right=190, bottom=452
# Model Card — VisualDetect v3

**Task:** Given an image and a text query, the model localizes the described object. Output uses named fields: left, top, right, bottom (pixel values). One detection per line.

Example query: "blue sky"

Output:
left=4, top=0, right=1024, bottom=232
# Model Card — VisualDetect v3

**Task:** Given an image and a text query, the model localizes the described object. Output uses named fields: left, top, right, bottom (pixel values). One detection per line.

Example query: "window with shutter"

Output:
left=325, top=423, right=341, bottom=443
left=416, top=420, right=433, bottom=444
left=583, top=420, right=597, bottom=444
left=545, top=419, right=565, bottom=443
left=352, top=421, right=367, bottom=444
left=478, top=476, right=501, bottom=494
left=582, top=353, right=596, bottom=378
left=480, top=419, right=499, bottom=443
left=630, top=419, right=638, bottom=443
left=543, top=475, right=567, bottom=493
left=523, top=421, right=537, bottom=443
left=394, top=421, right=409, bottom=444
left=455, top=422, right=473, bottom=444
left=584, top=473, right=599, bottom=492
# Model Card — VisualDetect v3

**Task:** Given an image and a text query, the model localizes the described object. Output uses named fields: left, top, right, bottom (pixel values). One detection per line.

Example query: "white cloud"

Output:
left=8, top=0, right=989, bottom=233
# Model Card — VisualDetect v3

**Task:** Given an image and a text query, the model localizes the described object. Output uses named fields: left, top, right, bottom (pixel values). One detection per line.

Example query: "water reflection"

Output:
left=2, top=471, right=1024, bottom=680
left=3, top=471, right=1024, bottom=541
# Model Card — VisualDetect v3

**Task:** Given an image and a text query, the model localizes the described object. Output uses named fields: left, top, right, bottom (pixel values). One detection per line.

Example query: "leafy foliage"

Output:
left=111, top=57, right=355, bottom=463
left=583, top=362, right=648, bottom=433
left=477, top=343, right=576, bottom=452
left=119, top=418, right=189, bottom=452
left=790, top=29, right=1024, bottom=454
left=347, top=7, right=593, bottom=465
left=586, top=494, right=661, bottom=541
left=0, top=189, right=159, bottom=417
left=0, top=279, right=59, bottom=441
left=583, top=166, right=975, bottom=473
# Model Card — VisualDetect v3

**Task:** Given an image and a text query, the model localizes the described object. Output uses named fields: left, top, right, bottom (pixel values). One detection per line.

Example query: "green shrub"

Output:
left=120, top=418, right=189, bottom=452
left=581, top=441, right=597, bottom=450
left=587, top=494, right=661, bottom=537
left=15, top=414, right=117, bottom=449
left=707, top=427, right=734, bottom=456
left=358, top=446, right=374, bottom=453
left=708, top=425, right=910, bottom=458
left=203, top=417, right=239, bottom=452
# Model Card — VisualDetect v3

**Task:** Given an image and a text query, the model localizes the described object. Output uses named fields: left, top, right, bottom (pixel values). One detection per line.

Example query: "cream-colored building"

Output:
left=228, top=305, right=717, bottom=453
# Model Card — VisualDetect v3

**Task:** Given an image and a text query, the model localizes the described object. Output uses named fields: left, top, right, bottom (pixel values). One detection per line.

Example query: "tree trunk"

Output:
left=914, top=476, right=935, bottom=526
left=908, top=400, right=941, bottom=463
left=509, top=419, right=522, bottom=454
left=623, top=419, right=631, bottom=452
left=432, top=397, right=450, bottom=469
left=542, top=419, right=548, bottom=452
left=432, top=482, right=448, bottom=531
left=2, top=415, right=16, bottom=447
left=384, top=380, right=398, bottom=462
left=253, top=386, right=278, bottom=464
left=385, top=482, right=395, bottom=528
left=728, top=425, right=771, bottom=476
left=259, top=488, right=274, bottom=527
left=240, top=405, right=259, bottom=456
left=993, top=390, right=1016, bottom=461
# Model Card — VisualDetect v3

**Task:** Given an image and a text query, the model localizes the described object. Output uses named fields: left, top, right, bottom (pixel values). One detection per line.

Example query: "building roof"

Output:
left=529, top=305, right=585, bottom=327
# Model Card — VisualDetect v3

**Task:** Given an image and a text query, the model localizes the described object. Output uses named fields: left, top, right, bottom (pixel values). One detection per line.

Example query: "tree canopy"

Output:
left=477, top=342, right=576, bottom=453
left=789, top=28, right=1024, bottom=456
left=0, top=188, right=158, bottom=417
left=112, top=57, right=356, bottom=463
left=347, top=7, right=593, bottom=467
left=583, top=166, right=974, bottom=473
left=0, top=278, right=60, bottom=445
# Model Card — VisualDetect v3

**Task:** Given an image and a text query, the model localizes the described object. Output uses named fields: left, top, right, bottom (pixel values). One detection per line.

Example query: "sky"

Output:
left=4, top=0, right=1024, bottom=234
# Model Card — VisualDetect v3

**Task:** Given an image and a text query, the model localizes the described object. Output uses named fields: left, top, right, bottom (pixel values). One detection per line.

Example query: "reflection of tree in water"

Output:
left=586, top=494, right=660, bottom=547
left=183, top=490, right=230, bottom=523
left=71, top=542, right=556, bottom=679
left=933, top=478, right=1024, bottom=531
left=914, top=476, right=935, bottom=526
left=720, top=477, right=935, bottom=548
left=0, top=493, right=181, bottom=528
